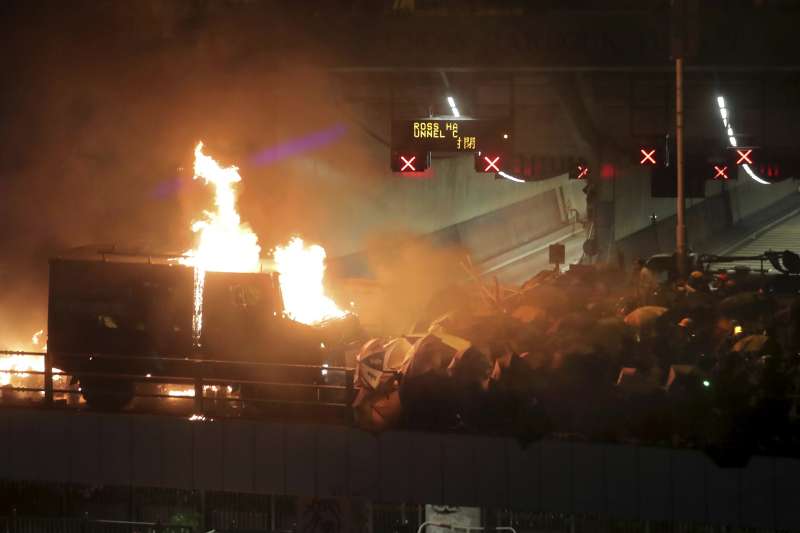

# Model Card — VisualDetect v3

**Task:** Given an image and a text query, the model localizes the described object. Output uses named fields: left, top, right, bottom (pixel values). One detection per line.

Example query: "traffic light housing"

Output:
left=474, top=151, right=506, bottom=173
left=568, top=160, right=590, bottom=180
left=638, top=146, right=660, bottom=166
left=391, top=150, right=429, bottom=173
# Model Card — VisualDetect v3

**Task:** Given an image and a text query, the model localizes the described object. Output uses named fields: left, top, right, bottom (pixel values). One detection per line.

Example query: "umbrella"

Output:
left=719, top=291, right=770, bottom=319
left=383, top=336, right=415, bottom=370
left=731, top=334, right=770, bottom=355
left=448, top=346, right=492, bottom=389
left=624, top=306, right=668, bottom=328
left=685, top=290, right=715, bottom=310
left=400, top=333, right=461, bottom=378
left=355, top=338, right=386, bottom=390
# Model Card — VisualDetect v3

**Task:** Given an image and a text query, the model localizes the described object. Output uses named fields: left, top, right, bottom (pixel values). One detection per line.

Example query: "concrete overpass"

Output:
left=2, top=407, right=799, bottom=531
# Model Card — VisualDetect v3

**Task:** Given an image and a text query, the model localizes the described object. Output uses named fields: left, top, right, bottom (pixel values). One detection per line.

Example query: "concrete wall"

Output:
left=293, top=152, right=575, bottom=259
left=2, top=408, right=799, bottom=530
left=611, top=168, right=797, bottom=244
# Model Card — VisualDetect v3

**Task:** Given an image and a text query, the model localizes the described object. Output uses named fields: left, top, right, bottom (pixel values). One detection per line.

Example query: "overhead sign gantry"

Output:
left=390, top=118, right=510, bottom=173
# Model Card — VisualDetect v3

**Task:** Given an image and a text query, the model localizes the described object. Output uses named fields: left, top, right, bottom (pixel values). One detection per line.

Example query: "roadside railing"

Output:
left=417, top=524, right=516, bottom=533
left=1, top=514, right=193, bottom=533
left=0, top=349, right=355, bottom=421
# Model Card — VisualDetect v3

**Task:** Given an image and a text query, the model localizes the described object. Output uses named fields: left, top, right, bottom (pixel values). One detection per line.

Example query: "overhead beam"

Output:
left=326, top=65, right=800, bottom=73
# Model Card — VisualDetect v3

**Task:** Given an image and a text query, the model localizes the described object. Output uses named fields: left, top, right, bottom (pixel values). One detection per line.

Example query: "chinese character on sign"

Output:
left=462, top=136, right=476, bottom=150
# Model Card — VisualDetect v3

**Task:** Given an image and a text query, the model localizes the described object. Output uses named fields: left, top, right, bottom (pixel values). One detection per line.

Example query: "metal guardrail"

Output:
left=0, top=349, right=355, bottom=418
left=417, top=524, right=516, bottom=533
left=1, top=514, right=193, bottom=533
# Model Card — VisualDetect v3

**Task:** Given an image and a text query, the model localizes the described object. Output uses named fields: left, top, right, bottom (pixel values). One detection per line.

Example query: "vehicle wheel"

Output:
left=79, top=377, right=135, bottom=410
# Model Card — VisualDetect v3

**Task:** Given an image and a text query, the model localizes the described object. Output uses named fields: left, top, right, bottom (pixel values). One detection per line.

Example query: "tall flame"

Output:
left=274, top=237, right=346, bottom=325
left=182, top=142, right=261, bottom=273
left=180, top=142, right=345, bottom=332
left=181, top=142, right=261, bottom=343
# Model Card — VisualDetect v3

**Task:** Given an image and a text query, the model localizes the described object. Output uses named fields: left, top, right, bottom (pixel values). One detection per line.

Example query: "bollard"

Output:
left=344, top=368, right=355, bottom=425
left=43, top=351, right=54, bottom=405
left=194, top=359, right=204, bottom=413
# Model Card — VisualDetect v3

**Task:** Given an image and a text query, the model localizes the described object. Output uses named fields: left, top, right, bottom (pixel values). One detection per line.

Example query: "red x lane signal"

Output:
left=483, top=155, right=501, bottom=172
left=400, top=155, right=416, bottom=171
left=391, top=151, right=429, bottom=173
left=736, top=149, right=753, bottom=165
left=577, top=164, right=589, bottom=180
left=713, top=165, right=729, bottom=180
left=640, top=148, right=656, bottom=165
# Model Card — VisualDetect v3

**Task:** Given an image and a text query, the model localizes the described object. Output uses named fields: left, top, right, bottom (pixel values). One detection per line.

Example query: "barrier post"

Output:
left=344, top=368, right=355, bottom=425
left=44, top=351, right=54, bottom=405
left=194, top=376, right=203, bottom=412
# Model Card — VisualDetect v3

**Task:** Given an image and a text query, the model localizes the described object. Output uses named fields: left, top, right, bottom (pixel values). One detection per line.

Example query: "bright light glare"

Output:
left=703, top=380, right=711, bottom=388
left=744, top=164, right=771, bottom=185
left=498, top=171, right=525, bottom=183
left=717, top=94, right=768, bottom=184
left=447, top=96, right=461, bottom=117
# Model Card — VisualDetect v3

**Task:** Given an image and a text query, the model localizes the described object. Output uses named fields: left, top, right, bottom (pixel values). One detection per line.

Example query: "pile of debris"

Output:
left=351, top=260, right=800, bottom=459
left=353, top=262, right=628, bottom=434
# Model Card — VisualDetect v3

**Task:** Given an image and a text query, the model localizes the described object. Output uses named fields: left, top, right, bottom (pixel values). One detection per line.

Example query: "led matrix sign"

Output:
left=391, top=119, right=508, bottom=153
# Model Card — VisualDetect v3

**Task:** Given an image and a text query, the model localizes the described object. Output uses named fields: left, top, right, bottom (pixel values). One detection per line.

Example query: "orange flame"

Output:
left=180, top=142, right=262, bottom=343
left=181, top=142, right=261, bottom=274
left=273, top=237, right=346, bottom=325
left=0, top=330, right=64, bottom=391
left=179, top=143, right=346, bottom=332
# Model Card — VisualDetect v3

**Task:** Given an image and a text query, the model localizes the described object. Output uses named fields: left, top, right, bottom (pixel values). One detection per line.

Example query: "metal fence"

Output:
left=0, top=515, right=192, bottom=533
left=0, top=350, right=354, bottom=422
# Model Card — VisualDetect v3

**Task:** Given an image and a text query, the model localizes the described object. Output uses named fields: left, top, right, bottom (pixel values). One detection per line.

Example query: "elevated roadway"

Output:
left=1, top=407, right=798, bottom=531
left=711, top=208, right=800, bottom=272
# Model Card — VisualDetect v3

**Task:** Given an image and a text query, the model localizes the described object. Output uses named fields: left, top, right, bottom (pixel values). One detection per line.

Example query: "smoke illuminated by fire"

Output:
left=274, top=237, right=346, bottom=324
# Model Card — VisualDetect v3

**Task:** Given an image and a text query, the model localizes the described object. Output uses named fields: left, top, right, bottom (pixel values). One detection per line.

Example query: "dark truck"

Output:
left=47, top=256, right=358, bottom=411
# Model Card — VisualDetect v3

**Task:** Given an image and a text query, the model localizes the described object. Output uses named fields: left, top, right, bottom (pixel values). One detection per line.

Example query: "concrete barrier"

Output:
left=2, top=408, right=799, bottom=530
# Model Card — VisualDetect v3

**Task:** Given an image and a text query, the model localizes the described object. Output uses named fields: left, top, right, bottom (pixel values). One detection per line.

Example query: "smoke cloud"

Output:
left=0, top=1, right=396, bottom=343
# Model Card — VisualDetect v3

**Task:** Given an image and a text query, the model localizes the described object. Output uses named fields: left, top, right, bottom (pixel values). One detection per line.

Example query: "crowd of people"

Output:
left=353, top=256, right=800, bottom=462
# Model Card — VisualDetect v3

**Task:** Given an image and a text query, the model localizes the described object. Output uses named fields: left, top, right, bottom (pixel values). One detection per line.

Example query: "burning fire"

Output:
left=180, top=142, right=262, bottom=343
left=274, top=237, right=346, bottom=324
left=166, top=384, right=234, bottom=398
left=181, top=142, right=345, bottom=329
left=0, top=353, right=44, bottom=387
left=0, top=329, right=65, bottom=391
left=181, top=142, right=262, bottom=273
left=32, top=329, right=45, bottom=349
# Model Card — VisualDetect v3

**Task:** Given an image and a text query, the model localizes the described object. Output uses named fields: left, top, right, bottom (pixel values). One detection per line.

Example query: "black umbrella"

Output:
left=719, top=291, right=772, bottom=320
